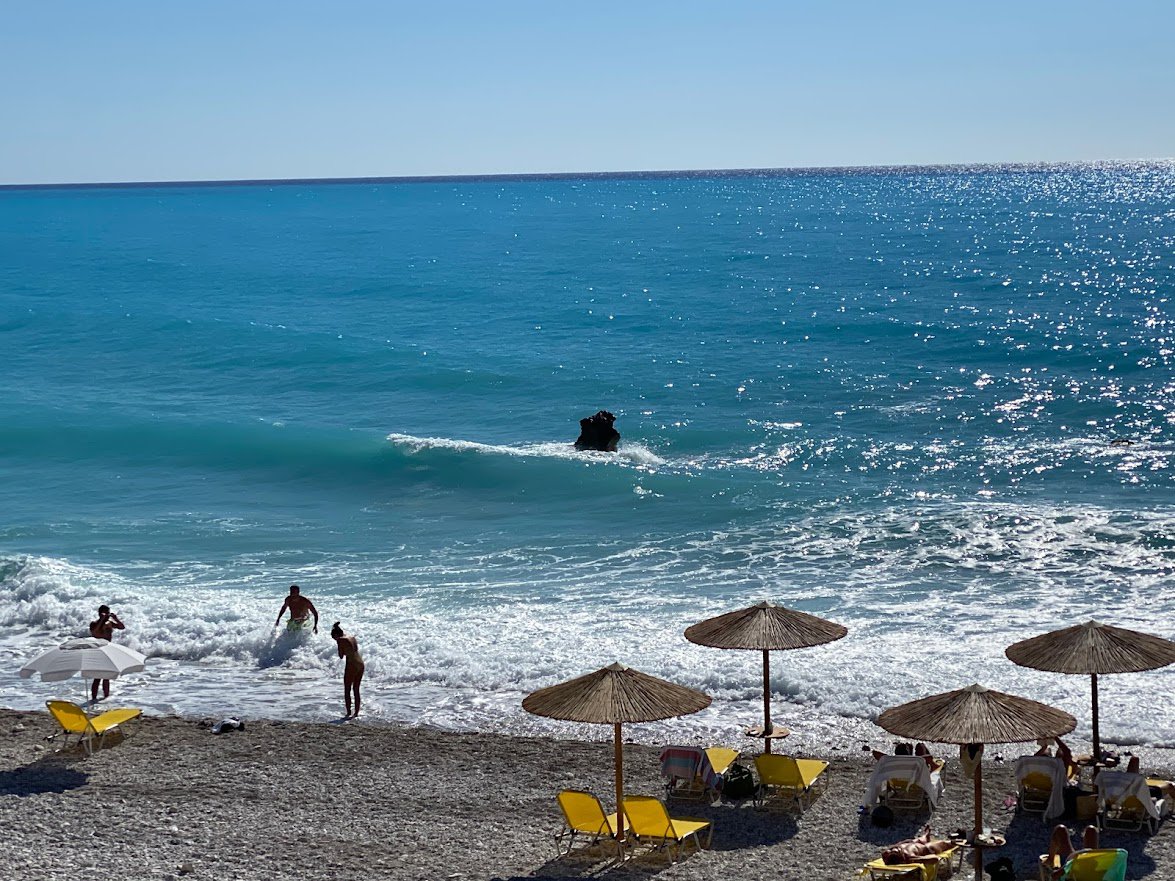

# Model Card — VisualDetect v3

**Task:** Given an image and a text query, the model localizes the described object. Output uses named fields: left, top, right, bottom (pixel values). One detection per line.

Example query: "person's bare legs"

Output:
left=91, top=678, right=99, bottom=701
left=351, top=669, right=362, bottom=717
left=101, top=679, right=110, bottom=699
left=342, top=672, right=354, bottom=717
left=1048, top=824, right=1075, bottom=876
left=1081, top=825, right=1099, bottom=849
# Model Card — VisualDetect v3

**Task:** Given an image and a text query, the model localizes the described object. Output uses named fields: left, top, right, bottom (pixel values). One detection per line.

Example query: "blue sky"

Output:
left=2, top=0, right=1172, bottom=183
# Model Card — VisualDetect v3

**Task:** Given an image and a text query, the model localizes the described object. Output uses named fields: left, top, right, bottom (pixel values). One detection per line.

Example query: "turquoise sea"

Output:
left=2, top=163, right=1173, bottom=745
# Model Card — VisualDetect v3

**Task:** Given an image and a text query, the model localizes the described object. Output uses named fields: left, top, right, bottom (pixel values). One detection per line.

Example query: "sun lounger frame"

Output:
left=753, top=754, right=829, bottom=812
left=553, top=790, right=623, bottom=859
left=46, top=700, right=142, bottom=755
left=621, top=795, right=712, bottom=864
left=863, top=845, right=961, bottom=881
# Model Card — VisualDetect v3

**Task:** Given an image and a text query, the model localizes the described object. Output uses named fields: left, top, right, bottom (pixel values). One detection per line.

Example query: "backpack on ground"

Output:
left=722, top=762, right=756, bottom=800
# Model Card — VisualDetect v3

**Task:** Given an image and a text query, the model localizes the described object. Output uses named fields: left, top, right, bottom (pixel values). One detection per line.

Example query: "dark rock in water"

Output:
left=575, top=410, right=620, bottom=452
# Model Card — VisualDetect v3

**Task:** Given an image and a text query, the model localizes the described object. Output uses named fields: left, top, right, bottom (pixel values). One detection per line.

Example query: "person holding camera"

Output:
left=88, top=604, right=126, bottom=701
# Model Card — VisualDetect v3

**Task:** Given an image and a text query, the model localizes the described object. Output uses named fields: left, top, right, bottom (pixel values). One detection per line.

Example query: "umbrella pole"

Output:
left=973, top=757, right=983, bottom=881
left=1090, top=672, right=1100, bottom=763
left=762, top=649, right=772, bottom=754
left=614, top=722, right=625, bottom=851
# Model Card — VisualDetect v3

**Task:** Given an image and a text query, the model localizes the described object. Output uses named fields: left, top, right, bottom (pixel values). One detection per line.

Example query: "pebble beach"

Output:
left=3, top=708, right=1173, bottom=881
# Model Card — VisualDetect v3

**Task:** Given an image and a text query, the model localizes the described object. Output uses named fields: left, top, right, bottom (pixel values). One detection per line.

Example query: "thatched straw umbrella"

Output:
left=1005, top=620, right=1175, bottom=763
left=684, top=601, right=847, bottom=752
left=877, top=684, right=1076, bottom=881
left=522, top=662, right=710, bottom=847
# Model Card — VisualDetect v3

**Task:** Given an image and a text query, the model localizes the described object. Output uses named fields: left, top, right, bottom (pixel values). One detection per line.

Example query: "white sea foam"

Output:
left=385, top=432, right=666, bottom=466
left=3, top=495, right=1174, bottom=747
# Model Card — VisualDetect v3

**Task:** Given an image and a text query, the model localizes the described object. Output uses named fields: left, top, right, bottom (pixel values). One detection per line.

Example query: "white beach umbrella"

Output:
left=20, top=637, right=147, bottom=683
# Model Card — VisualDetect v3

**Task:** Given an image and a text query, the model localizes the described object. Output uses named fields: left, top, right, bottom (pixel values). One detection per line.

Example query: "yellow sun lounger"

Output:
left=621, top=795, right=712, bottom=863
left=46, top=700, right=142, bottom=755
left=754, top=753, right=830, bottom=811
left=554, top=790, right=622, bottom=858
left=1096, top=771, right=1167, bottom=834
left=862, top=845, right=961, bottom=881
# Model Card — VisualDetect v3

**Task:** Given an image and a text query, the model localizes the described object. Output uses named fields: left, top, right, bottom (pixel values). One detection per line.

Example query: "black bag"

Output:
left=870, top=804, right=895, bottom=828
left=985, top=857, right=1015, bottom=881
left=722, top=762, right=756, bottom=800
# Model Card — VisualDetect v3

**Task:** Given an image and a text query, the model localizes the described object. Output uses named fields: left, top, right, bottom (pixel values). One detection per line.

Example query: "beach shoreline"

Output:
left=3, top=707, right=1172, bottom=880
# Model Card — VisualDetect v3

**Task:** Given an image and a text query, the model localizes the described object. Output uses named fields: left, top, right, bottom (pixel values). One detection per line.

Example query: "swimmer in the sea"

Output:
left=331, top=622, right=364, bottom=718
left=274, top=584, right=318, bottom=634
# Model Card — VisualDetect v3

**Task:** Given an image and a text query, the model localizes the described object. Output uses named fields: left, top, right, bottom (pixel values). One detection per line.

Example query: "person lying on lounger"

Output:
left=881, top=826, right=956, bottom=865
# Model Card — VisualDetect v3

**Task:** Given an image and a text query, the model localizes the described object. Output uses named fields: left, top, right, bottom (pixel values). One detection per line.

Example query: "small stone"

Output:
left=178, top=863, right=194, bottom=875
left=12, top=724, right=25, bottom=732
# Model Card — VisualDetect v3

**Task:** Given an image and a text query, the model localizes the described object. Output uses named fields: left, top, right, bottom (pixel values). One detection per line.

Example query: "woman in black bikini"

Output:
left=330, top=622, right=365, bottom=718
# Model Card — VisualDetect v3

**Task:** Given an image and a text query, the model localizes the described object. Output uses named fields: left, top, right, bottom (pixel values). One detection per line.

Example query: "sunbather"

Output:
left=872, top=741, right=939, bottom=770
left=1044, top=824, right=1099, bottom=879
left=1035, top=736, right=1079, bottom=780
left=881, top=826, right=956, bottom=864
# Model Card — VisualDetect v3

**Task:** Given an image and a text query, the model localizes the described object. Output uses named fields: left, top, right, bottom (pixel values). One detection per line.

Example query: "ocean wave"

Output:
left=3, top=490, right=1175, bottom=744
left=385, top=432, right=666, bottom=467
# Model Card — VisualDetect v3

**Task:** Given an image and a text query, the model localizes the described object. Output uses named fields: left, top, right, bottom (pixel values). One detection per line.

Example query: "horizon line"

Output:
left=1, top=157, right=1171, bottom=191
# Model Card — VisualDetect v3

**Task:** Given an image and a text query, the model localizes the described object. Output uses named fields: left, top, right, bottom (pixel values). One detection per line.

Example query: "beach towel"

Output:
left=659, top=746, right=722, bottom=793
left=1014, top=755, right=1067, bottom=821
left=864, top=755, right=944, bottom=809
left=1096, top=770, right=1164, bottom=821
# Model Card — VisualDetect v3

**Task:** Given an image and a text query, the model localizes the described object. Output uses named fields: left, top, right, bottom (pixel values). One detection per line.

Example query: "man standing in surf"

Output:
left=89, top=605, right=125, bottom=701
left=273, top=584, right=319, bottom=635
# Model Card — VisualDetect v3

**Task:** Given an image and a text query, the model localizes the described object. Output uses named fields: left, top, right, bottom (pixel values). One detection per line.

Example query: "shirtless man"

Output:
left=881, top=826, right=957, bottom=865
left=273, top=585, right=318, bottom=634
left=330, top=622, right=364, bottom=718
left=89, top=605, right=125, bottom=701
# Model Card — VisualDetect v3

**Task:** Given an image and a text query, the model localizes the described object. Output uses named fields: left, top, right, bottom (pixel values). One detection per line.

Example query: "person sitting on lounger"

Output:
left=881, top=826, right=957, bottom=865
left=1044, top=824, right=1099, bottom=879
left=872, top=741, right=940, bottom=770
left=1122, top=755, right=1175, bottom=803
left=1035, top=736, right=1079, bottom=780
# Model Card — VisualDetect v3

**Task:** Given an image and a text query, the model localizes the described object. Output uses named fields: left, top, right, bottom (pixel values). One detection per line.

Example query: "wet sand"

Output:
left=1, top=708, right=1171, bottom=880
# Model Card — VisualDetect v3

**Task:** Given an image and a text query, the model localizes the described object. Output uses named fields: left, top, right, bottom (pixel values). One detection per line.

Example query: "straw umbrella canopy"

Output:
left=877, top=684, right=1076, bottom=881
left=684, top=601, right=847, bottom=752
left=523, top=662, right=710, bottom=845
left=1005, top=620, right=1175, bottom=763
